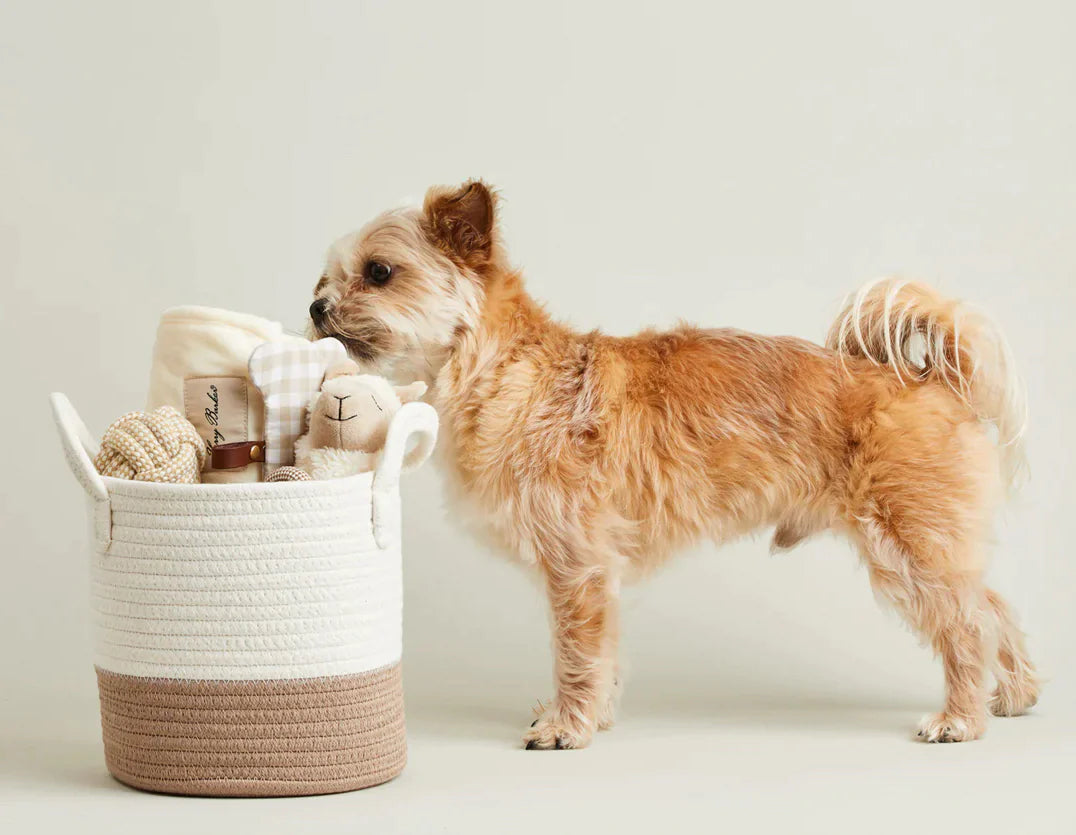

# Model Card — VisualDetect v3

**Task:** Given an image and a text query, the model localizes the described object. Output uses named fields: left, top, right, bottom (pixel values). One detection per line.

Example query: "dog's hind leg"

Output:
left=985, top=587, right=1039, bottom=716
left=594, top=597, right=621, bottom=731
left=855, top=516, right=990, bottom=742
left=523, top=538, right=618, bottom=750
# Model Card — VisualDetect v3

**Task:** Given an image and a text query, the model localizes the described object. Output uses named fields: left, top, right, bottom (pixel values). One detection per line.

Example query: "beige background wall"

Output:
left=1, top=1, right=1074, bottom=830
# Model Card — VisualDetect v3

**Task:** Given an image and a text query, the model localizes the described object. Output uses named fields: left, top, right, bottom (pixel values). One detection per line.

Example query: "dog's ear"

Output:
left=423, top=180, right=497, bottom=268
left=394, top=381, right=427, bottom=404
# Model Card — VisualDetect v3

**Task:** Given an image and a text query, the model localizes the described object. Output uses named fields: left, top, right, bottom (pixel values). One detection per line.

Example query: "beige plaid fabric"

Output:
left=248, top=338, right=348, bottom=472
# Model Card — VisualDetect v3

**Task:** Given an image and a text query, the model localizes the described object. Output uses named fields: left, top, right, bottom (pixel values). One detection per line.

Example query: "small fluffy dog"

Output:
left=310, top=180, right=1038, bottom=748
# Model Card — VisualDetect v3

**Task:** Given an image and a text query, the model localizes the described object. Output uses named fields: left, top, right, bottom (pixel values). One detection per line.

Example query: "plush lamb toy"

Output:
left=294, top=359, right=427, bottom=479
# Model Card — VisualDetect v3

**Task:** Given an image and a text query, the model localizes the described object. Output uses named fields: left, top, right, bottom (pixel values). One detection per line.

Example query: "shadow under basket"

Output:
left=51, top=392, right=438, bottom=797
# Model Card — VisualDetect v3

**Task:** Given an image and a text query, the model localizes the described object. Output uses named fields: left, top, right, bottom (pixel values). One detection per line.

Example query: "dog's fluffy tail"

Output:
left=826, top=278, right=1028, bottom=488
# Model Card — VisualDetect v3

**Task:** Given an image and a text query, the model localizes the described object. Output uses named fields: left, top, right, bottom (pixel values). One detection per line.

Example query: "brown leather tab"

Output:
left=211, top=441, right=265, bottom=470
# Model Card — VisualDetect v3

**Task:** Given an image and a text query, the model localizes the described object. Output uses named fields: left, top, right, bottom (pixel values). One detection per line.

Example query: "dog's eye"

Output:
left=365, top=261, right=392, bottom=286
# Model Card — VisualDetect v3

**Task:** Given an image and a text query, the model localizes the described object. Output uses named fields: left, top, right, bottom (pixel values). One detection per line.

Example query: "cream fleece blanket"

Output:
left=145, top=306, right=306, bottom=483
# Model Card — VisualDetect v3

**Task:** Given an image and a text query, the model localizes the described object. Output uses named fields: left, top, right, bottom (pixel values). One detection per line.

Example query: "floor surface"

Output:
left=3, top=691, right=1073, bottom=834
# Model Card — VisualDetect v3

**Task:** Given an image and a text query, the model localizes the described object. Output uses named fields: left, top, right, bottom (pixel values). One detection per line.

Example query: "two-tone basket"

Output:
left=51, top=392, right=438, bottom=797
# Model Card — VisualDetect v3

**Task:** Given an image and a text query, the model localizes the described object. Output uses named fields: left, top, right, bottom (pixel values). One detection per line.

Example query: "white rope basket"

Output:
left=51, top=392, right=438, bottom=797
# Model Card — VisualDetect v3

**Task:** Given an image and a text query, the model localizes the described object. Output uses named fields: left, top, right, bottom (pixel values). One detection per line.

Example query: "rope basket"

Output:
left=51, top=392, right=438, bottom=797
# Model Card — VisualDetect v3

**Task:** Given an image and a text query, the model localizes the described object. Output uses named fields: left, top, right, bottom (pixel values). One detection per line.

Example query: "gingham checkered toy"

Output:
left=248, top=337, right=348, bottom=473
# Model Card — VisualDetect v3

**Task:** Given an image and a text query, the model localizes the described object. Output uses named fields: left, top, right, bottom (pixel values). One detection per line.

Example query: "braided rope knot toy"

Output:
left=94, top=407, right=206, bottom=483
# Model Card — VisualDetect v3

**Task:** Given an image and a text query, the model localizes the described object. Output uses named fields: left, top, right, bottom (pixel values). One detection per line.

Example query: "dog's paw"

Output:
left=595, top=696, right=617, bottom=731
left=988, top=683, right=1039, bottom=717
left=523, top=704, right=593, bottom=750
left=915, top=712, right=985, bottom=743
left=595, top=676, right=621, bottom=731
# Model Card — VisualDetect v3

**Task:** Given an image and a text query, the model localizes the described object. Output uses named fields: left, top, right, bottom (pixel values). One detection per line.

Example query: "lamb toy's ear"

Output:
left=395, top=381, right=427, bottom=403
left=325, top=359, right=362, bottom=381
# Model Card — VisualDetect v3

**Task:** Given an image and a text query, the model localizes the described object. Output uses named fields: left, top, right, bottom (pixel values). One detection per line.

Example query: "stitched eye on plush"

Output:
left=364, top=260, right=392, bottom=286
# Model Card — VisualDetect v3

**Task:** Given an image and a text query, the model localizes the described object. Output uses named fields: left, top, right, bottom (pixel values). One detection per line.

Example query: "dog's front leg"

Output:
left=524, top=553, right=616, bottom=750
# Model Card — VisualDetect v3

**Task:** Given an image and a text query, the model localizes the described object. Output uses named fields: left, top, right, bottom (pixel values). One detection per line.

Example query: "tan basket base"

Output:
left=96, top=665, right=406, bottom=797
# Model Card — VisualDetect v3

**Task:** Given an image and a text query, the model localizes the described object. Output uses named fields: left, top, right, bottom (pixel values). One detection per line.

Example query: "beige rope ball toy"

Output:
left=94, top=406, right=206, bottom=483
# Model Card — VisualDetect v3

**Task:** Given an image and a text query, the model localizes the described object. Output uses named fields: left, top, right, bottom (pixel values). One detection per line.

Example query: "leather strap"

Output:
left=211, top=441, right=264, bottom=470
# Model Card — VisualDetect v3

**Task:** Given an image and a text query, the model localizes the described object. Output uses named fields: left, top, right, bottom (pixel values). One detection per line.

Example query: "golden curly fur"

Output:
left=310, top=180, right=1038, bottom=748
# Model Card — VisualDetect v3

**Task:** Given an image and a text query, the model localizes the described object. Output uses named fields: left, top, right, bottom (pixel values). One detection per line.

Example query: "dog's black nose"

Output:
left=309, top=298, right=330, bottom=321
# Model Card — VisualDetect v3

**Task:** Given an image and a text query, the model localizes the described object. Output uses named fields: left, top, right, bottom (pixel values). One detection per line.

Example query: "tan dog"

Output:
left=309, top=180, right=1038, bottom=749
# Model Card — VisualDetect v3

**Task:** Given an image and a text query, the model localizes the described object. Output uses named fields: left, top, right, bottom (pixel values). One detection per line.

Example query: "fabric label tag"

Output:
left=183, top=376, right=249, bottom=463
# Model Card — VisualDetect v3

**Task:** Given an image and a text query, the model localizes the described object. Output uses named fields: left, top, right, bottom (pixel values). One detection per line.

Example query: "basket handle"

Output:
left=371, top=401, right=439, bottom=550
left=50, top=392, right=112, bottom=547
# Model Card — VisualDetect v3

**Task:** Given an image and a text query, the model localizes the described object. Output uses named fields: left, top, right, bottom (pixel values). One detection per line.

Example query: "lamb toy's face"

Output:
left=306, top=365, right=426, bottom=453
